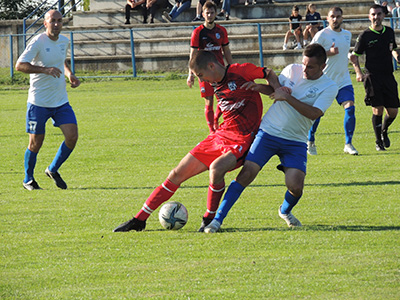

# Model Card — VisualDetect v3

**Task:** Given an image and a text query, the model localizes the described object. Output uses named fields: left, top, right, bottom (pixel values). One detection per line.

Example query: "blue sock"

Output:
left=344, top=106, right=355, bottom=144
left=24, top=148, right=37, bottom=183
left=214, top=180, right=245, bottom=224
left=308, top=117, right=321, bottom=142
left=49, top=141, right=73, bottom=173
left=280, top=190, right=302, bottom=214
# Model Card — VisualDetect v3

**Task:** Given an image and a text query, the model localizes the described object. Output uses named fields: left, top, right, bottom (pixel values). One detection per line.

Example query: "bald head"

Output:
left=44, top=10, right=63, bottom=40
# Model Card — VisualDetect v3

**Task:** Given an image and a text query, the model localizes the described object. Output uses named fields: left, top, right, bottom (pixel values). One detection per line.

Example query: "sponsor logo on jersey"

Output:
left=205, top=42, right=221, bottom=51
left=220, top=99, right=246, bottom=112
left=306, top=87, right=318, bottom=98
left=228, top=81, right=237, bottom=91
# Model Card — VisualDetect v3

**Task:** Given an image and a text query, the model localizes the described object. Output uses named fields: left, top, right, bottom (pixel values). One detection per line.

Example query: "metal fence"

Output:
left=1, top=17, right=399, bottom=79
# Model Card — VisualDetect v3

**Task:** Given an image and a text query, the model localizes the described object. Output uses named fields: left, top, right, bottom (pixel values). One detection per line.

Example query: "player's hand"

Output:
left=46, top=67, right=62, bottom=78
left=187, top=74, right=194, bottom=88
left=270, top=87, right=289, bottom=101
left=356, top=72, right=364, bottom=82
left=329, top=42, right=339, bottom=55
left=240, top=81, right=259, bottom=91
left=280, top=86, right=292, bottom=94
left=69, top=74, right=81, bottom=88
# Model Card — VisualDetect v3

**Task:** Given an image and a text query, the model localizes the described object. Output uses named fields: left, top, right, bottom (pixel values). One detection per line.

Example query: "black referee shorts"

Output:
left=363, top=72, right=400, bottom=108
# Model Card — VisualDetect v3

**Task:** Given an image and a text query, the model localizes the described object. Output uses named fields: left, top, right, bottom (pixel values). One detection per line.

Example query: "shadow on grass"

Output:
left=215, top=224, right=400, bottom=233
left=74, top=180, right=400, bottom=190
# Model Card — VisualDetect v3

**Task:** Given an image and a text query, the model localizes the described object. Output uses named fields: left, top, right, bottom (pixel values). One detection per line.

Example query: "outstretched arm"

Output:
left=270, top=87, right=323, bottom=120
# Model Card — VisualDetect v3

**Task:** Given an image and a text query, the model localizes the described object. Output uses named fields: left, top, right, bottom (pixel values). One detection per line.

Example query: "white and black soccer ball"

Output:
left=158, top=201, right=188, bottom=230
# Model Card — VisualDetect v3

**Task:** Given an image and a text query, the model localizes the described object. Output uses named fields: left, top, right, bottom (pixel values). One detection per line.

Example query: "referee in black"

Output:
left=350, top=4, right=400, bottom=151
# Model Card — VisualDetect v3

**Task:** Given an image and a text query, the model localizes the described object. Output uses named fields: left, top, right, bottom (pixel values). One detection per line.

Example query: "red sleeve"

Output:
left=239, top=63, right=267, bottom=81
left=190, top=26, right=201, bottom=48
left=221, top=26, right=229, bottom=46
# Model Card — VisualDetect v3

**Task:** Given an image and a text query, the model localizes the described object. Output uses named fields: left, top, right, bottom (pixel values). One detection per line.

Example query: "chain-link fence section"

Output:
left=1, top=17, right=397, bottom=79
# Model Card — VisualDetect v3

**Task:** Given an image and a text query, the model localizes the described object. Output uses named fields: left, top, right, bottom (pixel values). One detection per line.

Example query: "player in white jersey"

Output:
left=204, top=44, right=338, bottom=232
left=307, top=7, right=358, bottom=156
left=16, top=10, right=80, bottom=190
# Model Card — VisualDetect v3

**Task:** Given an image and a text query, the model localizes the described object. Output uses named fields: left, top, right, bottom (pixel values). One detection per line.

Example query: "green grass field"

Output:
left=1, top=74, right=399, bottom=299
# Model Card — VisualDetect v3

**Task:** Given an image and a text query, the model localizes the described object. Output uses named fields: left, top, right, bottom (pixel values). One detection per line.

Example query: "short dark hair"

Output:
left=328, top=6, right=343, bottom=15
left=370, top=4, right=387, bottom=15
left=189, top=50, right=219, bottom=72
left=292, top=5, right=299, bottom=12
left=203, top=1, right=217, bottom=12
left=303, top=43, right=327, bottom=65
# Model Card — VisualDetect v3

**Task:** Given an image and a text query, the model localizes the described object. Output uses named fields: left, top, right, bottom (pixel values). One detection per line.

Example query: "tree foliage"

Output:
left=0, top=0, right=52, bottom=20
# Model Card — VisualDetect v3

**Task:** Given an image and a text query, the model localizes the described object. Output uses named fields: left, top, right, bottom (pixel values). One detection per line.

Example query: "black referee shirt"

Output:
left=353, top=26, right=397, bottom=74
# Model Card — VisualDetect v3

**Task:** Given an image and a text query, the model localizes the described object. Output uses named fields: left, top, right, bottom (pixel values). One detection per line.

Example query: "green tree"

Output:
left=0, top=0, right=51, bottom=20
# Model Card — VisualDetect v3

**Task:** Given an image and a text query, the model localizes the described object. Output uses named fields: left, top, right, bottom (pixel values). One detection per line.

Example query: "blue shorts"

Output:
left=336, top=85, right=354, bottom=105
left=246, top=130, right=308, bottom=174
left=26, top=102, right=77, bottom=135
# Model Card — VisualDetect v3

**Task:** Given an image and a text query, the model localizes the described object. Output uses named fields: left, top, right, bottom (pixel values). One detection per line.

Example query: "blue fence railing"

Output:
left=4, top=17, right=400, bottom=79
left=23, top=0, right=81, bottom=48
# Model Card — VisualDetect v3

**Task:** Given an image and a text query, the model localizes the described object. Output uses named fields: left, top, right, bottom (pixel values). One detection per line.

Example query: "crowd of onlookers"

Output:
left=124, top=0, right=273, bottom=24
left=124, top=0, right=400, bottom=34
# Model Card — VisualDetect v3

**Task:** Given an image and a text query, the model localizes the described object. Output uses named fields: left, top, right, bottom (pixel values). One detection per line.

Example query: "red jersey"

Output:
left=214, top=63, right=266, bottom=138
left=190, top=24, right=229, bottom=65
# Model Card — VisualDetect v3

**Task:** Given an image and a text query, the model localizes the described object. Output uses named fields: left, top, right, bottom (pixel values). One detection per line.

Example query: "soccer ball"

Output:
left=158, top=201, right=188, bottom=230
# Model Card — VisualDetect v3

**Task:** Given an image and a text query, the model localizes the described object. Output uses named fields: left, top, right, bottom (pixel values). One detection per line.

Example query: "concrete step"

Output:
left=73, top=0, right=372, bottom=26
left=65, top=14, right=373, bottom=42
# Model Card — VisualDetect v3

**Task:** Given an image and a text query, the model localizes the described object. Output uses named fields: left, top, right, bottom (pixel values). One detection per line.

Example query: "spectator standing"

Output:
left=283, top=5, right=303, bottom=50
left=15, top=10, right=80, bottom=190
left=350, top=4, right=400, bottom=151
left=303, top=3, right=322, bottom=46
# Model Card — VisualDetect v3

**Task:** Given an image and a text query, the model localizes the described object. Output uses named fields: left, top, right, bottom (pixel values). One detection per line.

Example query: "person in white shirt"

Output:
left=16, top=10, right=80, bottom=191
left=307, top=7, right=358, bottom=155
left=204, top=44, right=338, bottom=232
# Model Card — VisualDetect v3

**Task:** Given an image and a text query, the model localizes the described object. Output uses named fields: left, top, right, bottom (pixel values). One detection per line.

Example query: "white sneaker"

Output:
left=295, top=44, right=302, bottom=50
left=307, top=141, right=317, bottom=155
left=278, top=206, right=302, bottom=228
left=343, top=143, right=359, bottom=155
left=282, top=44, right=287, bottom=50
left=204, top=219, right=221, bottom=233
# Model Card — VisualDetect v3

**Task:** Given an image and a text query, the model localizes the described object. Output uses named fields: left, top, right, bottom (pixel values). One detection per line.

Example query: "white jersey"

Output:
left=311, top=27, right=352, bottom=89
left=17, top=33, right=69, bottom=107
left=260, top=64, right=338, bottom=143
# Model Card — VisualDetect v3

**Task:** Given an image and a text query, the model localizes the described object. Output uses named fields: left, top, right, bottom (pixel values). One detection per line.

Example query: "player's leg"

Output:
left=278, top=167, right=305, bottom=227
left=307, top=117, right=320, bottom=155
left=23, top=104, right=50, bottom=190
left=204, top=130, right=275, bottom=233
left=46, top=104, right=78, bottom=189
left=372, top=106, right=385, bottom=150
left=114, top=153, right=208, bottom=232
left=382, top=107, right=398, bottom=148
left=338, top=85, right=358, bottom=155
left=201, top=151, right=238, bottom=224
left=381, top=76, right=399, bottom=148
left=277, top=139, right=307, bottom=227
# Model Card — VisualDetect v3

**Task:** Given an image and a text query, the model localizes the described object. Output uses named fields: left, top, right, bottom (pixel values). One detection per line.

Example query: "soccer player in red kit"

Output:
left=187, top=1, right=233, bottom=134
left=114, top=50, right=280, bottom=232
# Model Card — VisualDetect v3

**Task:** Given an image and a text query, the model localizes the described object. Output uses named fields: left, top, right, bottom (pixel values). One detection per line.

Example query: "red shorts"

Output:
left=190, top=131, right=254, bottom=170
left=199, top=80, right=214, bottom=98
